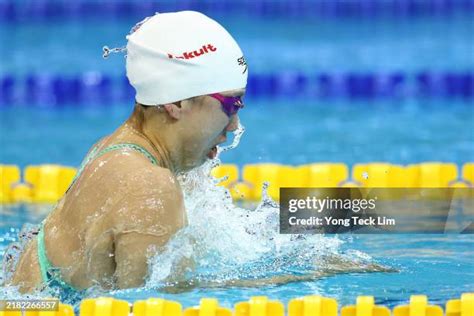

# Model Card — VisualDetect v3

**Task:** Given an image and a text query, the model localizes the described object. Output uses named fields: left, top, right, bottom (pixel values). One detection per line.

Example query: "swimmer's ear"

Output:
left=163, top=101, right=182, bottom=120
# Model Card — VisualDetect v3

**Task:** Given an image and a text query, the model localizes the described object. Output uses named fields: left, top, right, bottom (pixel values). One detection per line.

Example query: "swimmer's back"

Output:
left=12, top=135, right=186, bottom=290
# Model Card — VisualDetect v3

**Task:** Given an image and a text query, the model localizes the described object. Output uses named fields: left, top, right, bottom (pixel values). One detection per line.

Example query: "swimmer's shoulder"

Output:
left=101, top=145, right=178, bottom=187
left=97, top=149, right=185, bottom=228
left=81, top=138, right=183, bottom=204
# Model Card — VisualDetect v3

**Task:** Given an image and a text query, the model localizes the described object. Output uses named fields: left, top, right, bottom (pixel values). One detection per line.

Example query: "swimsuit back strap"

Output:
left=37, top=221, right=77, bottom=291
left=93, top=143, right=158, bottom=166
left=37, top=221, right=52, bottom=282
left=69, top=142, right=158, bottom=188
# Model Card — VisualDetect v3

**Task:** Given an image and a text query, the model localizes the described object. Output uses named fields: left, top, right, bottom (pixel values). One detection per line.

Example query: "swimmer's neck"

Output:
left=117, top=111, right=177, bottom=174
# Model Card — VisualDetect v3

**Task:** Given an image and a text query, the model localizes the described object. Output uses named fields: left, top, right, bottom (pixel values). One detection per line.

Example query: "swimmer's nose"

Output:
left=226, top=114, right=239, bottom=132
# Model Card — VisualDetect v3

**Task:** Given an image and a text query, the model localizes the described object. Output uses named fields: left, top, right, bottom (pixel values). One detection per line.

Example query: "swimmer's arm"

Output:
left=114, top=231, right=172, bottom=288
left=112, top=167, right=185, bottom=289
left=161, top=263, right=397, bottom=293
left=221, top=264, right=396, bottom=287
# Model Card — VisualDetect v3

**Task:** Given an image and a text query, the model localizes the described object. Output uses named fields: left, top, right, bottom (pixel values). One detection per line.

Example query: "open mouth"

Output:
left=207, top=145, right=218, bottom=159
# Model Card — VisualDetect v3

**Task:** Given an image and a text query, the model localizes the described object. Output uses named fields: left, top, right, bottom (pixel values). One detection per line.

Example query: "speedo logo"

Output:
left=167, top=44, right=217, bottom=60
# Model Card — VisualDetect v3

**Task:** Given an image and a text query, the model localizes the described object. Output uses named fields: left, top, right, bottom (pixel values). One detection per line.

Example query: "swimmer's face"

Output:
left=177, top=88, right=245, bottom=171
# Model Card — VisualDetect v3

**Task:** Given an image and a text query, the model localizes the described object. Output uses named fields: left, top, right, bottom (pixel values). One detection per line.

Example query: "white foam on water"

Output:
left=144, top=124, right=383, bottom=291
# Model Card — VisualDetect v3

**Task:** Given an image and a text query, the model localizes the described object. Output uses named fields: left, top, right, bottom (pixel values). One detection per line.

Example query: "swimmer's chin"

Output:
left=181, top=154, right=217, bottom=172
left=179, top=155, right=214, bottom=172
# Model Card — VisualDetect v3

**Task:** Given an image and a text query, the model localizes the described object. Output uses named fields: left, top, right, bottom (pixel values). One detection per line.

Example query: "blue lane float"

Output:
left=21, top=73, right=112, bottom=106
left=0, top=76, right=14, bottom=104
left=1, top=0, right=473, bottom=22
left=1, top=71, right=473, bottom=106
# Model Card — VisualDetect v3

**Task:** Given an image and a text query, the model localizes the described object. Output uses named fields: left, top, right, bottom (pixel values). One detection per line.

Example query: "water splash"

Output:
left=217, top=121, right=245, bottom=156
left=2, top=224, right=38, bottom=283
left=144, top=127, right=390, bottom=292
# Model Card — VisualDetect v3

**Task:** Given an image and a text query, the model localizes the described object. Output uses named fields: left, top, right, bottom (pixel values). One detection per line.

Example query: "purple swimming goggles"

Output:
left=208, top=93, right=245, bottom=117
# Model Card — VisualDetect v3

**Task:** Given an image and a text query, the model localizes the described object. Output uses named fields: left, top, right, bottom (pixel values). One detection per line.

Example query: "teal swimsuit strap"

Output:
left=37, top=221, right=76, bottom=291
left=70, top=142, right=158, bottom=187
left=37, top=222, right=50, bottom=282
left=93, top=143, right=158, bottom=166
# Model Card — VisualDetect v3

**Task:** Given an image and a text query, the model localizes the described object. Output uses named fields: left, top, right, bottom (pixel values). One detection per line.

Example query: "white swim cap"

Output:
left=125, top=11, right=248, bottom=106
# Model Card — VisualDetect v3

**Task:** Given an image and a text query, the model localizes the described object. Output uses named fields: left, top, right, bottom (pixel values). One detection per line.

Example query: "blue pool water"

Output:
left=1, top=9, right=473, bottom=312
left=0, top=100, right=473, bottom=168
left=1, top=202, right=473, bottom=309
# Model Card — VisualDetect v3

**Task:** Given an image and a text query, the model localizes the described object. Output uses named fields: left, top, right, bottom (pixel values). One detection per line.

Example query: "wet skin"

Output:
left=9, top=88, right=245, bottom=292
